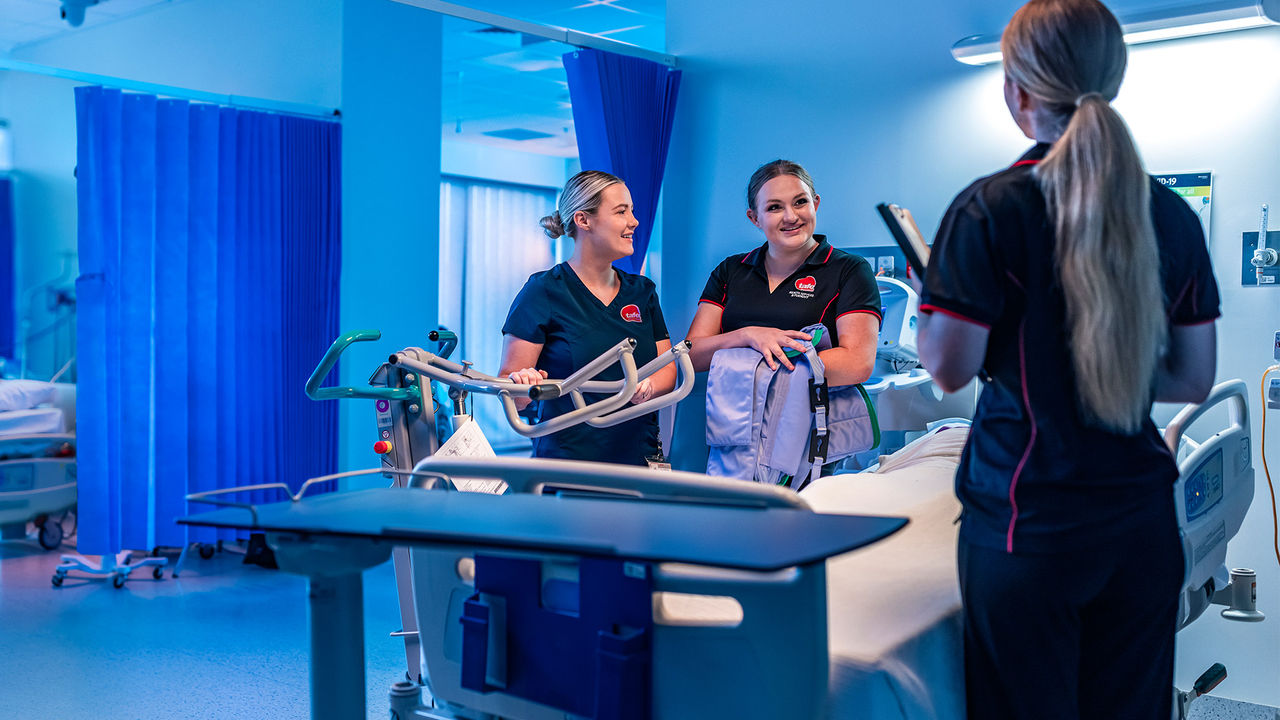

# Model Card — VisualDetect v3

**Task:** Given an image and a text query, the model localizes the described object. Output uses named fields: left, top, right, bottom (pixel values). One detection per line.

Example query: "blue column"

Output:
left=339, top=0, right=442, bottom=478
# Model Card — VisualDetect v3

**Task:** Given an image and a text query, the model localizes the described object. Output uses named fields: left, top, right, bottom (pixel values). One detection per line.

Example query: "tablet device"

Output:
left=875, top=203, right=930, bottom=279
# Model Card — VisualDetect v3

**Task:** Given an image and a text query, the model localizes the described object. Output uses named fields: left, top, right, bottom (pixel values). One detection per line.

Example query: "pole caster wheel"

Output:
left=112, top=573, right=126, bottom=589
left=51, top=573, right=64, bottom=587
left=153, top=566, right=165, bottom=580
left=37, top=520, right=64, bottom=550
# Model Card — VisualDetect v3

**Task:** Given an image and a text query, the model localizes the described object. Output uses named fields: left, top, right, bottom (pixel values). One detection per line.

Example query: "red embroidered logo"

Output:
left=621, top=304, right=642, bottom=323
left=795, top=276, right=817, bottom=292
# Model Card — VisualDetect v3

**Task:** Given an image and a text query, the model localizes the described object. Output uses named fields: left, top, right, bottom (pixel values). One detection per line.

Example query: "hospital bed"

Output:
left=652, top=378, right=1259, bottom=720
left=0, top=380, right=76, bottom=550
left=803, top=379, right=1263, bottom=720
left=181, top=323, right=1262, bottom=720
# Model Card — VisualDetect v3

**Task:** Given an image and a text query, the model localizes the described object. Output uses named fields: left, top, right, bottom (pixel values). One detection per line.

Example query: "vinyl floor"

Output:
left=1, top=529, right=1277, bottom=720
left=0, top=532, right=408, bottom=719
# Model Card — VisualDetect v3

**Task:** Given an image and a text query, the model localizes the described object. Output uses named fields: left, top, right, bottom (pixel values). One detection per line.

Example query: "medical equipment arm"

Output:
left=426, top=329, right=457, bottom=359
left=575, top=340, right=697, bottom=427
left=389, top=339, right=640, bottom=438
left=306, top=329, right=419, bottom=402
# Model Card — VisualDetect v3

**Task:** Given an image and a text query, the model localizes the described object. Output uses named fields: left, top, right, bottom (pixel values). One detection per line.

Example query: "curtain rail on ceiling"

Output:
left=389, top=0, right=678, bottom=67
left=0, top=58, right=341, bottom=120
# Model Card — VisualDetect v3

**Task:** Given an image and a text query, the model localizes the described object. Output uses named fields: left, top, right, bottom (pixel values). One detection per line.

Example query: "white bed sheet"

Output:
left=0, top=407, right=67, bottom=436
left=800, top=425, right=968, bottom=720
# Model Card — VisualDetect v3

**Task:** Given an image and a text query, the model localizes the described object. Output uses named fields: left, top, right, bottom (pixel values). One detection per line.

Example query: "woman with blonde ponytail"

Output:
left=916, top=0, right=1220, bottom=716
left=500, top=170, right=676, bottom=465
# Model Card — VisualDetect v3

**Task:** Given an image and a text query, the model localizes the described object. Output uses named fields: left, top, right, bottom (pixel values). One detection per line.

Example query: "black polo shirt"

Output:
left=503, top=262, right=669, bottom=465
left=698, top=235, right=882, bottom=346
left=921, top=143, right=1221, bottom=554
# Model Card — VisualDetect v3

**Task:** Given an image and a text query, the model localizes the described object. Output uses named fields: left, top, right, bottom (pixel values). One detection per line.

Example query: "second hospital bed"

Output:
left=0, top=380, right=76, bottom=550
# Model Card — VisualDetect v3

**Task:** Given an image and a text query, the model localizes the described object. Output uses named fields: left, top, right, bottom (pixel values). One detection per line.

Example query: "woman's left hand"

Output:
left=630, top=378, right=655, bottom=404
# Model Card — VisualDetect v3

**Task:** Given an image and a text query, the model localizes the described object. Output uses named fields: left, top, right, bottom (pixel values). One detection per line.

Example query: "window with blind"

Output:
left=438, top=176, right=560, bottom=451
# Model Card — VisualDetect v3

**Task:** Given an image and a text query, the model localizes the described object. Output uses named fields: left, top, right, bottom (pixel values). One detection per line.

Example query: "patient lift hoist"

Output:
left=314, top=328, right=704, bottom=688
left=182, top=325, right=1266, bottom=720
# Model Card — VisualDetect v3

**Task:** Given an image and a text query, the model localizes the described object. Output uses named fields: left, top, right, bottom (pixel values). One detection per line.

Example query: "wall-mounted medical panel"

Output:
left=846, top=244, right=910, bottom=281
left=1241, top=231, right=1280, bottom=285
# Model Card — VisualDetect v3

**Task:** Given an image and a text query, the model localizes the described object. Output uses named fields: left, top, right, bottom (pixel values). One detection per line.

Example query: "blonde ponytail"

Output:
left=1003, top=0, right=1167, bottom=434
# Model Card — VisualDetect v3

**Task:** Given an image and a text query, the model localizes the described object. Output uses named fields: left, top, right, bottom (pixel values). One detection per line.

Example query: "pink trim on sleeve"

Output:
left=919, top=304, right=992, bottom=330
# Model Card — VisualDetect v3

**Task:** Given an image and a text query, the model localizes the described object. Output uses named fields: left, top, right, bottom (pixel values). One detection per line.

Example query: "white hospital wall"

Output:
left=665, top=0, right=1280, bottom=705
left=442, top=139, right=570, bottom=188
left=1123, top=30, right=1280, bottom=705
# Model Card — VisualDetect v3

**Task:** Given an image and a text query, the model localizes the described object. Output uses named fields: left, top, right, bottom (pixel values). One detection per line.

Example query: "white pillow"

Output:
left=0, top=380, right=58, bottom=412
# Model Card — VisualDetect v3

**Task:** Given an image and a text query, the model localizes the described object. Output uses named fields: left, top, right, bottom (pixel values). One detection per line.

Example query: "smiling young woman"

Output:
left=685, top=160, right=881, bottom=387
left=499, top=170, right=676, bottom=465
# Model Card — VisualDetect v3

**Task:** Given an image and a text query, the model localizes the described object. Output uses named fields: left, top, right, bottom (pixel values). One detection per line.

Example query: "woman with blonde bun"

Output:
left=500, top=170, right=675, bottom=464
left=916, top=1, right=1220, bottom=717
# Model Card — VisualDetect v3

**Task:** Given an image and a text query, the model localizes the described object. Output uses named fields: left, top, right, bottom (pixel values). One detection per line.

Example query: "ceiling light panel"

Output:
left=952, top=0, right=1280, bottom=65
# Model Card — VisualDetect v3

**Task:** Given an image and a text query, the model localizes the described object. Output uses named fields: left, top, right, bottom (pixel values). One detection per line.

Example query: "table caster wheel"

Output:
left=199, top=543, right=215, bottom=560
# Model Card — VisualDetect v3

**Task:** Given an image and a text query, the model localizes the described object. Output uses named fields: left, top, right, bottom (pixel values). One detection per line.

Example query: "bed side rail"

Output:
left=1164, top=380, right=1249, bottom=455
left=410, top=456, right=810, bottom=510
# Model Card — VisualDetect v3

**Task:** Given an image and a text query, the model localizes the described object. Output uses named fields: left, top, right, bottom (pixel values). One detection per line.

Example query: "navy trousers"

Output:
left=958, top=501, right=1183, bottom=720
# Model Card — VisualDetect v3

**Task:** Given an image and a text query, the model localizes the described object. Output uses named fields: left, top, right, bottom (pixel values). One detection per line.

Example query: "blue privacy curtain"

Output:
left=75, top=86, right=341, bottom=555
left=562, top=48, right=681, bottom=274
left=0, top=176, right=13, bottom=361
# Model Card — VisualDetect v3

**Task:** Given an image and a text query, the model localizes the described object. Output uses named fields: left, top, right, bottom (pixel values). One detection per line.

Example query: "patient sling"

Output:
left=705, top=324, right=879, bottom=489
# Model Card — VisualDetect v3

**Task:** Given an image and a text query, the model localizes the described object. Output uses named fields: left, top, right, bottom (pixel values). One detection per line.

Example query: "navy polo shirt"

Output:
left=922, top=143, right=1221, bottom=554
left=698, top=235, right=882, bottom=346
left=503, top=262, right=669, bottom=465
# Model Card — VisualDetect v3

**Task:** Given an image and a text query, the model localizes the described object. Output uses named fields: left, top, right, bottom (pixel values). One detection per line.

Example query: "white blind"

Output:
left=439, top=177, right=556, bottom=450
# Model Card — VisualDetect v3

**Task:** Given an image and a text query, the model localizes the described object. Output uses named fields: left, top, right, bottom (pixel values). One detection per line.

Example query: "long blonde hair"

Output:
left=1003, top=0, right=1166, bottom=434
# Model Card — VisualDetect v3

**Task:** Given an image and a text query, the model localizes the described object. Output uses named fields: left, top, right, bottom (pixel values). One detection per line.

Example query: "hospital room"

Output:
left=2, top=0, right=1279, bottom=717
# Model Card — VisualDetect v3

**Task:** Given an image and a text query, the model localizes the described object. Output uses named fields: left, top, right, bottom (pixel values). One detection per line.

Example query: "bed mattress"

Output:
left=0, top=408, right=66, bottom=436
left=799, top=425, right=967, bottom=720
